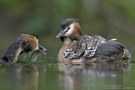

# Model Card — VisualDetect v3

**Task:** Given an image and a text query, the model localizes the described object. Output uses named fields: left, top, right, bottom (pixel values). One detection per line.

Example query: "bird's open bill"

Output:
left=30, top=45, right=46, bottom=62
left=39, top=45, right=46, bottom=55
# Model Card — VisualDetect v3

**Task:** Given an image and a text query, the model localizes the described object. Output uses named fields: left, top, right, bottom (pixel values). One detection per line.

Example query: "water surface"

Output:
left=0, top=62, right=135, bottom=90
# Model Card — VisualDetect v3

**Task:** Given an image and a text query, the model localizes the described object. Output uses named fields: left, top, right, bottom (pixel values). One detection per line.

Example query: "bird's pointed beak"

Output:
left=29, top=45, right=46, bottom=62
left=39, top=45, right=46, bottom=55
left=56, top=30, right=65, bottom=38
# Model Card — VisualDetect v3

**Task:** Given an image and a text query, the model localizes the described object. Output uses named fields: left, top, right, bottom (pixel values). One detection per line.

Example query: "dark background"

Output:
left=0, top=0, right=135, bottom=61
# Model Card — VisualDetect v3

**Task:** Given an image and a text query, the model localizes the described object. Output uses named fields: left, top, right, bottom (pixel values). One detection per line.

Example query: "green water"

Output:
left=0, top=61, right=135, bottom=90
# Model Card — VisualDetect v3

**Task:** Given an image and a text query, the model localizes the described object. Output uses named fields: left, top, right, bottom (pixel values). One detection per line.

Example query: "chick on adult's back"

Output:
left=56, top=18, right=131, bottom=63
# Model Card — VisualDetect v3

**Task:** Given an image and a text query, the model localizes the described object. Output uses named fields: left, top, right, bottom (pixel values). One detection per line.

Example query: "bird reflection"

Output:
left=57, top=62, right=131, bottom=90
left=7, top=63, right=39, bottom=90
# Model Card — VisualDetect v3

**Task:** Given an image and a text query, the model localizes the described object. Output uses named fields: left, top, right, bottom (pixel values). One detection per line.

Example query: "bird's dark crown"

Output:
left=61, top=18, right=79, bottom=30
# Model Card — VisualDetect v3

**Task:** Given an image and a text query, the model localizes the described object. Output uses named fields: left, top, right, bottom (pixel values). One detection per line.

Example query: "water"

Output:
left=0, top=61, right=135, bottom=90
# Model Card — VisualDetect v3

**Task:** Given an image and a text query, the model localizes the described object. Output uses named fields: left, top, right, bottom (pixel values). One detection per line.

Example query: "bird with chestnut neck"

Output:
left=56, top=18, right=131, bottom=64
left=1, top=33, right=46, bottom=64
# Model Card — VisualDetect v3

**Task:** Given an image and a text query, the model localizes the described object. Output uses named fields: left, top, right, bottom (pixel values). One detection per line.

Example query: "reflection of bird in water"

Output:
left=57, top=63, right=131, bottom=90
left=1, top=33, right=46, bottom=64
left=7, top=64, right=39, bottom=90
left=56, top=18, right=131, bottom=64
left=58, top=63, right=130, bottom=76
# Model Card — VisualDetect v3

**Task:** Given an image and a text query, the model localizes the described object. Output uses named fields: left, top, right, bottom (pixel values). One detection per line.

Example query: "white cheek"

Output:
left=34, top=40, right=39, bottom=51
left=64, top=24, right=74, bottom=36
left=34, top=45, right=39, bottom=51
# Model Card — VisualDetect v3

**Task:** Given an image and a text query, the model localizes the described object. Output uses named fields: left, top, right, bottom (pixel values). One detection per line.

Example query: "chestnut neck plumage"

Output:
left=69, top=22, right=82, bottom=41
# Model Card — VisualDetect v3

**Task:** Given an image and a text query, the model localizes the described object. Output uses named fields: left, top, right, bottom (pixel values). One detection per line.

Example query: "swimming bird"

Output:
left=56, top=18, right=130, bottom=63
left=1, top=33, right=46, bottom=64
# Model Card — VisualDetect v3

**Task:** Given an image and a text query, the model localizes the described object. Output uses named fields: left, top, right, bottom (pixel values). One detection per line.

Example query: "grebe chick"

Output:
left=64, top=35, right=107, bottom=59
left=56, top=18, right=130, bottom=63
left=1, top=33, right=46, bottom=64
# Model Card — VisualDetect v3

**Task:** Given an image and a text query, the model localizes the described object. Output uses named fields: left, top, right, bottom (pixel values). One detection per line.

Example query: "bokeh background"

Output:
left=0, top=0, right=135, bottom=61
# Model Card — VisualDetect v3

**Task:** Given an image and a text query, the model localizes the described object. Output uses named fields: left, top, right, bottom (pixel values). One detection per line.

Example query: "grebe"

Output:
left=56, top=18, right=130, bottom=63
left=1, top=33, right=46, bottom=64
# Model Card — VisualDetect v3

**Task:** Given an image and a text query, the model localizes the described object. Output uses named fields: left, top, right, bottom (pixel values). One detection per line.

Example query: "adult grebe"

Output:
left=56, top=18, right=130, bottom=63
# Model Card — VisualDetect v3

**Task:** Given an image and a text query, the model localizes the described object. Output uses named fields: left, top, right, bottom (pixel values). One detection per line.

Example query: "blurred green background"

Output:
left=0, top=0, right=135, bottom=61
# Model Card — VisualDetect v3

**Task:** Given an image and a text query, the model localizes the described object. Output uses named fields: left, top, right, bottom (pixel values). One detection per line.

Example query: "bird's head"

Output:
left=56, top=18, right=82, bottom=41
left=20, top=34, right=46, bottom=55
